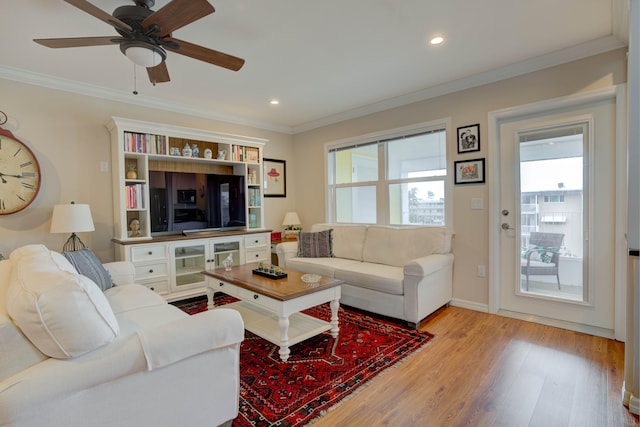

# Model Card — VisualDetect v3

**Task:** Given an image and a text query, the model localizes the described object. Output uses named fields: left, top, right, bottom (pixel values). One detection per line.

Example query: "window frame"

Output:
left=325, top=118, right=452, bottom=227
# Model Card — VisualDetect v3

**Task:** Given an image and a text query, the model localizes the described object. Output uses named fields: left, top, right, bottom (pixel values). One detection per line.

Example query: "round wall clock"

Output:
left=0, top=128, right=42, bottom=215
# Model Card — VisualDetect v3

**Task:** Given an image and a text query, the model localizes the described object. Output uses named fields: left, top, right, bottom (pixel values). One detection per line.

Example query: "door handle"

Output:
left=501, top=223, right=514, bottom=230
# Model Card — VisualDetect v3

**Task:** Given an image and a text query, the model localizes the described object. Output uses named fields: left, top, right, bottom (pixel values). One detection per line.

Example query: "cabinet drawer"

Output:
left=131, top=245, right=168, bottom=262
left=236, top=287, right=279, bottom=311
left=134, top=262, right=168, bottom=279
left=245, top=234, right=267, bottom=248
left=138, top=279, right=169, bottom=295
left=246, top=248, right=270, bottom=263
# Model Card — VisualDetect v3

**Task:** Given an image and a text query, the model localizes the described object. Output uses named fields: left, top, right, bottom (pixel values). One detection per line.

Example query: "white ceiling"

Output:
left=0, top=0, right=628, bottom=134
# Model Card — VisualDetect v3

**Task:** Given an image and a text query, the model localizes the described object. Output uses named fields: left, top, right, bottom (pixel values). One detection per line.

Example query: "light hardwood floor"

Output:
left=313, top=306, right=639, bottom=427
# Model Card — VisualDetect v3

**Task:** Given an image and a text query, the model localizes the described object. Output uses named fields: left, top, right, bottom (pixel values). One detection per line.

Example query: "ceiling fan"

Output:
left=33, top=0, right=245, bottom=84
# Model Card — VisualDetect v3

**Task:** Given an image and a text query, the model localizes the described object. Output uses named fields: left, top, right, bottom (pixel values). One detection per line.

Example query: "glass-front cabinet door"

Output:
left=172, top=243, right=206, bottom=289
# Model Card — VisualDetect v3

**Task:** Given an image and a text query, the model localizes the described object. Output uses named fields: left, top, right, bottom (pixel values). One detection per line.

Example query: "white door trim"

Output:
left=488, top=85, right=627, bottom=340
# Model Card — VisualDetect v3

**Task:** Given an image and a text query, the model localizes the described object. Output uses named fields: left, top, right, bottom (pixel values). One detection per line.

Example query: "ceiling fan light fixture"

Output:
left=122, top=42, right=166, bottom=67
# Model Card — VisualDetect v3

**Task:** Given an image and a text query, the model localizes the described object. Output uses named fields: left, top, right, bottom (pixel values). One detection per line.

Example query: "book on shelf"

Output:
left=248, top=188, right=261, bottom=207
left=125, top=183, right=145, bottom=209
left=124, top=132, right=167, bottom=155
left=230, top=145, right=260, bottom=163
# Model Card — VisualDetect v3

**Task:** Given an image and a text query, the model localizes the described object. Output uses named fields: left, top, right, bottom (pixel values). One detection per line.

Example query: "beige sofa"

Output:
left=0, top=244, right=244, bottom=427
left=277, top=224, right=454, bottom=327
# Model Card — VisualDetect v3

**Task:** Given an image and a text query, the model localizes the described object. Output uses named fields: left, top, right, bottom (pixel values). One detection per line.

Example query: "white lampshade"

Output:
left=50, top=203, right=95, bottom=233
left=124, top=45, right=166, bottom=68
left=282, top=212, right=301, bottom=227
left=50, top=203, right=95, bottom=251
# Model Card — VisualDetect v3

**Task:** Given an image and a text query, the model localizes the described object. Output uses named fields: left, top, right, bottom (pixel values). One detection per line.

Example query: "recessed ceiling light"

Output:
left=270, top=99, right=280, bottom=105
left=430, top=36, right=444, bottom=45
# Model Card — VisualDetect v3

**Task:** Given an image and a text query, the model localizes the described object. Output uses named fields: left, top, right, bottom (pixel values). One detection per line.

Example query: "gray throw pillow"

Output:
left=62, top=249, right=114, bottom=291
left=297, top=229, right=334, bottom=258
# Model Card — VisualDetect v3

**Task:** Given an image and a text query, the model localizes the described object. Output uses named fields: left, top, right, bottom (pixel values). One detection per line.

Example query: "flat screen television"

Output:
left=149, top=171, right=245, bottom=236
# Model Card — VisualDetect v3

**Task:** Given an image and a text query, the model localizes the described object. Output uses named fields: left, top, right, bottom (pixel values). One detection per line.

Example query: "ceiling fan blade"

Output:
left=64, top=0, right=132, bottom=32
left=147, top=62, right=171, bottom=85
left=164, top=37, right=245, bottom=71
left=33, top=36, right=117, bottom=48
left=142, top=0, right=214, bottom=37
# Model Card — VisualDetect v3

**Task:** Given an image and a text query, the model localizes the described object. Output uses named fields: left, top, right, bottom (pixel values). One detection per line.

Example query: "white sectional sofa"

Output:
left=276, top=224, right=454, bottom=327
left=0, top=244, right=244, bottom=427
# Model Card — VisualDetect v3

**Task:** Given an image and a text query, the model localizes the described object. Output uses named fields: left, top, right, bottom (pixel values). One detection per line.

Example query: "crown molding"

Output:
left=292, top=36, right=626, bottom=134
left=0, top=65, right=294, bottom=135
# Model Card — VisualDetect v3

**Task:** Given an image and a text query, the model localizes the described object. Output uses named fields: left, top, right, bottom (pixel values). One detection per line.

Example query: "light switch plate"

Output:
left=471, top=197, right=483, bottom=210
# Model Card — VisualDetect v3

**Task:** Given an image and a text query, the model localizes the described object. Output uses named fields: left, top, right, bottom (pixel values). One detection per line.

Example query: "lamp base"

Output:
left=62, top=233, right=87, bottom=252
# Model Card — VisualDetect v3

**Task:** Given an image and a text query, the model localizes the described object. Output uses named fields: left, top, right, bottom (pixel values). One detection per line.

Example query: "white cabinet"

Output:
left=127, top=243, right=171, bottom=296
left=244, top=234, right=270, bottom=264
left=115, top=231, right=271, bottom=301
left=108, top=117, right=267, bottom=242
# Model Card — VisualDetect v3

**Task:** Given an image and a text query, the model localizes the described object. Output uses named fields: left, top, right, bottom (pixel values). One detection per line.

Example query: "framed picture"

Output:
left=454, top=158, right=485, bottom=185
left=457, top=123, right=480, bottom=153
left=264, top=158, right=286, bottom=197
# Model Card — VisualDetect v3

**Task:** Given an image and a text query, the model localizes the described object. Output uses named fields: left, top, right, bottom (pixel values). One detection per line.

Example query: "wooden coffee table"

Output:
left=203, top=263, right=342, bottom=362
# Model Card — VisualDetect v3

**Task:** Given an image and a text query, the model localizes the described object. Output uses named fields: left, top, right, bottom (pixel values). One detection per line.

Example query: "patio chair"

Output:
left=521, top=232, right=565, bottom=291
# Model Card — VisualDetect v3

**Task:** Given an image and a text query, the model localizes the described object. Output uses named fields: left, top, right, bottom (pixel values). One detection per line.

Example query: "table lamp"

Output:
left=50, top=202, right=95, bottom=251
left=282, top=212, right=301, bottom=239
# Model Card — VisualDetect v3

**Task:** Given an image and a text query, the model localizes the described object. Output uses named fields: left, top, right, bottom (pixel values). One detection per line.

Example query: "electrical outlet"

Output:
left=477, top=265, right=486, bottom=277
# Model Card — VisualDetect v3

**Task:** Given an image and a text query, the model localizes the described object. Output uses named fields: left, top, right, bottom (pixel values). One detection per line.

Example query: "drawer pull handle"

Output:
left=150, top=287, right=155, bottom=291
left=255, top=253, right=259, bottom=258
left=255, top=240, right=259, bottom=243
left=148, top=269, right=154, bottom=273
left=253, top=294, right=259, bottom=300
left=148, top=251, right=152, bottom=255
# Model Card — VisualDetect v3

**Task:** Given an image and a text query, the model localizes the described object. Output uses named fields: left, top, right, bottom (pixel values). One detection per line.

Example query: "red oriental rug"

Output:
left=174, top=295, right=433, bottom=427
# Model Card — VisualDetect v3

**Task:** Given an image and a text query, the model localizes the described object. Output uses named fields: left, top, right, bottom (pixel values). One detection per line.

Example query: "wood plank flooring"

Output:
left=312, top=306, right=639, bottom=427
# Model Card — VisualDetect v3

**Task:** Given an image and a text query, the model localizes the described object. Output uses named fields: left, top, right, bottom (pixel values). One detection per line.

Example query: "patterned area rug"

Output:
left=174, top=295, right=433, bottom=427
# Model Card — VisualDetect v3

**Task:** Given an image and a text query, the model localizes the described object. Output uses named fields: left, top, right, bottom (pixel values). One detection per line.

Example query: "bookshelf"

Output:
left=107, top=117, right=267, bottom=242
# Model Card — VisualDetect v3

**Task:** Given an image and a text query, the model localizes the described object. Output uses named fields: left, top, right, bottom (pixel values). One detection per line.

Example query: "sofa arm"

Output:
left=103, top=261, right=135, bottom=286
left=276, top=241, right=299, bottom=268
left=137, top=308, right=244, bottom=370
left=404, top=253, right=453, bottom=278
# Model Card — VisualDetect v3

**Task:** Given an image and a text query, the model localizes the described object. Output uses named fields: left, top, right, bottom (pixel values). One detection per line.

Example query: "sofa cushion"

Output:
left=105, top=283, right=168, bottom=314
left=286, top=257, right=360, bottom=278
left=312, top=224, right=367, bottom=261
left=6, top=244, right=119, bottom=359
left=335, top=262, right=404, bottom=295
left=362, top=226, right=451, bottom=267
left=297, top=229, right=334, bottom=258
left=63, top=248, right=114, bottom=291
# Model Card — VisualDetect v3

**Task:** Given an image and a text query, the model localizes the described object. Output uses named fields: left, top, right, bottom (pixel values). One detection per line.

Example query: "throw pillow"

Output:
left=7, top=245, right=119, bottom=359
left=63, top=248, right=114, bottom=291
left=522, top=245, right=558, bottom=264
left=297, top=229, right=334, bottom=258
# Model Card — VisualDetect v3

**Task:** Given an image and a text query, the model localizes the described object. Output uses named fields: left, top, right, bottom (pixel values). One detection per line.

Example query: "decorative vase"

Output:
left=182, top=143, right=192, bottom=157
left=191, top=144, right=199, bottom=158
left=204, top=148, right=212, bottom=159
left=126, top=170, right=137, bottom=180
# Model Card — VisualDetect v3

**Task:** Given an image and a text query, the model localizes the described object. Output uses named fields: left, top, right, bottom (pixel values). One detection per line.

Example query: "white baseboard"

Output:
left=450, top=298, right=489, bottom=313
left=630, top=394, right=640, bottom=416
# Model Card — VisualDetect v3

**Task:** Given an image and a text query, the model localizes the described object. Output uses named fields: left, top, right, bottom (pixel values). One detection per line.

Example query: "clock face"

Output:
left=0, top=131, right=41, bottom=215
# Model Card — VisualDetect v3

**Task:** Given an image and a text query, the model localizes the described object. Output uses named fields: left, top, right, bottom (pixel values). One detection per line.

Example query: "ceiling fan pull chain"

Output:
left=132, top=64, right=138, bottom=95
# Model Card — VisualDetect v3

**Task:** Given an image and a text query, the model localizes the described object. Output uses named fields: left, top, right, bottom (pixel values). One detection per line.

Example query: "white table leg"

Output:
left=278, top=316, right=291, bottom=362
left=206, top=286, right=215, bottom=310
left=330, top=298, right=340, bottom=338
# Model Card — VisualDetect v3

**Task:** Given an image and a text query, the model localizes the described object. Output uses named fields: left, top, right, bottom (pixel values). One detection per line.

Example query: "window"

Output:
left=327, top=121, right=449, bottom=226
left=543, top=194, right=565, bottom=203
